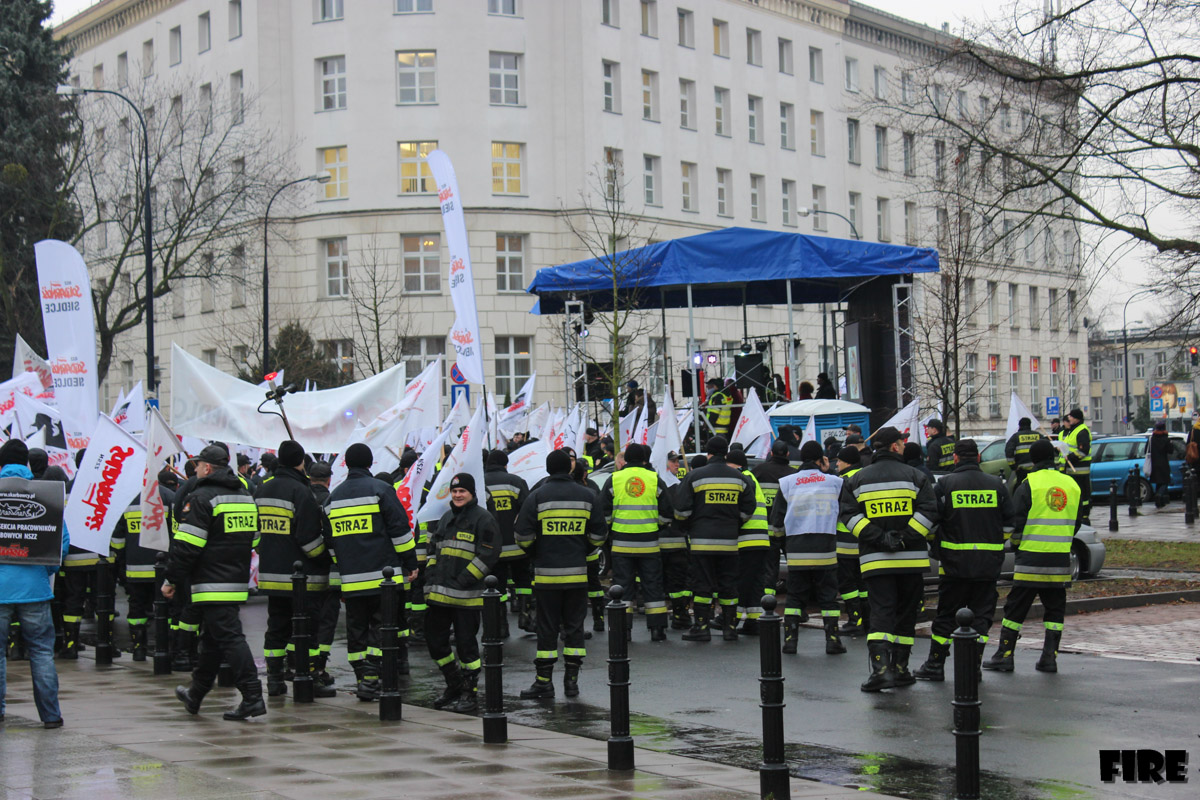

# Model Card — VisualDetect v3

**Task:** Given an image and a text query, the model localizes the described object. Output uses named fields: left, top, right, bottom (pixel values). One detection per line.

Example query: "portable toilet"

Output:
left=768, top=400, right=872, bottom=446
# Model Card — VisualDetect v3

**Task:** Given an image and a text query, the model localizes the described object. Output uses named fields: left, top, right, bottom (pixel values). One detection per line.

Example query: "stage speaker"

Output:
left=734, top=353, right=767, bottom=392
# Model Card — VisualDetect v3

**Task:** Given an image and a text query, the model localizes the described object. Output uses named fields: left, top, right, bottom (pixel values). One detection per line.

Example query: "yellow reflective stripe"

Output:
left=861, top=558, right=929, bottom=573
left=1013, top=571, right=1071, bottom=583
left=908, top=517, right=930, bottom=536
left=856, top=488, right=917, bottom=503
left=212, top=502, right=257, bottom=515
left=192, top=591, right=248, bottom=602
left=175, top=531, right=207, bottom=547
left=328, top=503, right=381, bottom=518
left=851, top=518, right=871, bottom=537
left=466, top=563, right=485, bottom=579
left=533, top=574, right=589, bottom=584
left=938, top=541, right=1004, bottom=551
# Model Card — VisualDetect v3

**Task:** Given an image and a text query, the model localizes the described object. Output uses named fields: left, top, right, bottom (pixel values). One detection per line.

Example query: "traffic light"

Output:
left=1190, top=346, right=1198, bottom=367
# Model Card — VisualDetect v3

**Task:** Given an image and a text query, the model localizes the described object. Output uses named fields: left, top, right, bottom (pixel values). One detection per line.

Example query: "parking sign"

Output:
left=1045, top=396, right=1060, bottom=417
left=450, top=383, right=470, bottom=406
left=1150, top=397, right=1164, bottom=413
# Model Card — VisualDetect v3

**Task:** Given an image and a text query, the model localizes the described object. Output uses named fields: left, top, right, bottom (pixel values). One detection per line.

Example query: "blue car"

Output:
left=1089, top=434, right=1187, bottom=502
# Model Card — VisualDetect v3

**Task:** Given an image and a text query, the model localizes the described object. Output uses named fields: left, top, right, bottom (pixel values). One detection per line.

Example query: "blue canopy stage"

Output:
left=526, top=227, right=940, bottom=444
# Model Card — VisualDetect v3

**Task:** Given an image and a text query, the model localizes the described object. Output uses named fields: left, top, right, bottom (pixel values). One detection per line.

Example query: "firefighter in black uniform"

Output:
left=483, top=450, right=531, bottom=637
left=253, top=440, right=334, bottom=698
left=306, top=459, right=338, bottom=690
left=167, top=445, right=264, bottom=720
left=834, top=446, right=868, bottom=636
left=169, top=457, right=205, bottom=671
left=425, top=473, right=501, bottom=713
left=515, top=449, right=606, bottom=698
left=728, top=448, right=771, bottom=635
left=750, top=441, right=797, bottom=621
left=602, top=444, right=673, bottom=641
left=913, top=439, right=1015, bottom=681
left=839, top=427, right=939, bottom=692
left=111, top=499, right=159, bottom=661
left=661, top=451, right=693, bottom=629
left=325, top=443, right=418, bottom=700
left=1004, top=418, right=1044, bottom=487
left=674, top=436, right=755, bottom=642
left=924, top=419, right=956, bottom=474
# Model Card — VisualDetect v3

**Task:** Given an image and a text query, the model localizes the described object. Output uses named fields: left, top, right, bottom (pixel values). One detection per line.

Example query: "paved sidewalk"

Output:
left=0, top=656, right=896, bottom=800
left=1097, top=500, right=1200, bottom=541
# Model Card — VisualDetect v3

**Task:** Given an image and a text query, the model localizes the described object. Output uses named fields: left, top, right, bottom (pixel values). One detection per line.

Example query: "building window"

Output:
left=399, top=0, right=435, bottom=11
left=142, top=39, right=154, bottom=77
left=781, top=180, right=796, bottom=227
left=957, top=89, right=968, bottom=118
left=319, top=56, right=347, bottom=110
left=117, top=52, right=128, bottom=87
left=322, top=238, right=349, bottom=297
left=230, top=70, right=244, bottom=124
left=876, top=197, right=890, bottom=241
left=320, top=146, right=348, bottom=198
left=641, top=70, right=659, bottom=120
left=92, top=64, right=103, bottom=89
left=1155, top=351, right=1168, bottom=379
left=934, top=139, right=946, bottom=182
left=778, top=38, right=793, bottom=74
left=986, top=281, right=998, bottom=325
left=845, top=57, right=858, bottom=91
left=677, top=8, right=694, bottom=47
left=495, top=336, right=533, bottom=401
left=847, top=118, right=860, bottom=164
left=402, top=336, right=446, bottom=396
left=681, top=162, right=696, bottom=211
left=643, top=155, right=661, bottom=206
left=1133, top=352, right=1145, bottom=380
left=874, top=125, right=888, bottom=170
left=902, top=132, right=916, bottom=176
left=230, top=245, right=246, bottom=307
left=1067, top=290, right=1078, bottom=331
left=1029, top=286, right=1040, bottom=329
left=779, top=103, right=794, bottom=150
left=321, top=339, right=354, bottom=380
left=198, top=13, right=211, bottom=53
left=714, top=87, right=729, bottom=135
left=716, top=168, right=731, bottom=217
left=1007, top=282, right=1019, bottom=327
left=808, top=47, right=823, bottom=83
left=398, top=140, right=437, bottom=193
left=1048, top=288, right=1060, bottom=331
left=748, top=95, right=762, bottom=143
left=1009, top=356, right=1020, bottom=402
left=966, top=354, right=979, bottom=416
left=397, top=51, right=436, bottom=104
left=811, top=185, right=827, bottom=231
left=904, top=201, right=917, bottom=245
left=746, top=28, right=762, bottom=66
left=491, top=142, right=524, bottom=194
left=649, top=337, right=669, bottom=394
left=987, top=355, right=1000, bottom=417
left=228, top=0, right=242, bottom=40
left=679, top=79, right=695, bottom=128
left=604, top=147, right=623, bottom=199
left=602, top=61, right=620, bottom=113
left=489, top=52, right=521, bottom=105
left=201, top=349, right=217, bottom=367
left=496, top=234, right=525, bottom=293
left=873, top=66, right=887, bottom=99
left=935, top=206, right=948, bottom=250
left=712, top=19, right=728, bottom=57
left=169, top=26, right=181, bottom=66
left=1091, top=361, right=1102, bottom=381
left=810, top=110, right=824, bottom=156
left=901, top=71, right=914, bottom=104
left=1029, top=357, right=1041, bottom=411
left=601, top=0, right=619, bottom=27
left=750, top=174, right=765, bottom=222
left=488, top=0, right=516, bottom=15
left=848, top=192, right=861, bottom=238
left=403, top=234, right=441, bottom=293
left=171, top=282, right=185, bottom=318
left=640, top=0, right=658, bottom=36
left=319, top=0, right=344, bottom=21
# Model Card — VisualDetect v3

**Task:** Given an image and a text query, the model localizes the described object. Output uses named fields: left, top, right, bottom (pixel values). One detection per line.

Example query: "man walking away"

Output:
left=1060, top=409, right=1092, bottom=524
left=1004, top=418, right=1044, bottom=487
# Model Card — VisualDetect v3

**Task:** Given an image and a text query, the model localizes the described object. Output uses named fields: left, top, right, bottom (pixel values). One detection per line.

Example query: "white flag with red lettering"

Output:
left=12, top=333, right=54, bottom=397
left=64, top=415, right=146, bottom=555
left=395, top=426, right=451, bottom=529
left=731, top=388, right=771, bottom=449
left=417, top=401, right=487, bottom=524
left=139, top=407, right=186, bottom=552
left=650, top=390, right=682, bottom=486
left=35, top=240, right=99, bottom=444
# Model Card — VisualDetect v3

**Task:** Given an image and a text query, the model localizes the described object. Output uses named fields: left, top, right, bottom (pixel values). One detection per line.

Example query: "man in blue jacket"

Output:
left=0, top=439, right=69, bottom=728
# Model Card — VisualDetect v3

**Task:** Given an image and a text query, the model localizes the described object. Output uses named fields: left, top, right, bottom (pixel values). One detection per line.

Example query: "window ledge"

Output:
left=490, top=103, right=526, bottom=108
left=396, top=102, right=439, bottom=107
left=314, top=18, right=344, bottom=24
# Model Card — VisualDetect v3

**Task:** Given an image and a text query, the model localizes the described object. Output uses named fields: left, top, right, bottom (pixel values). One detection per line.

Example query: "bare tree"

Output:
left=63, top=72, right=292, bottom=383
left=330, top=233, right=412, bottom=376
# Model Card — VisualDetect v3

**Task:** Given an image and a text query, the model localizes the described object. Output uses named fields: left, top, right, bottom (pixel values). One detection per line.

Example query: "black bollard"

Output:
left=378, top=566, right=402, bottom=720
left=153, top=553, right=172, bottom=675
left=1184, top=466, right=1195, bottom=525
left=1127, top=467, right=1139, bottom=517
left=1108, top=480, right=1119, bottom=532
left=952, top=608, right=981, bottom=800
left=94, top=557, right=113, bottom=666
left=481, top=575, right=508, bottom=743
left=606, top=584, right=634, bottom=772
left=758, top=595, right=790, bottom=800
left=291, top=560, right=314, bottom=703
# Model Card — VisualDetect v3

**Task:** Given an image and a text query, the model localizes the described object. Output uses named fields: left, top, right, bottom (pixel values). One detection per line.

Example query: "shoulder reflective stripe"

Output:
left=327, top=495, right=381, bottom=510
left=691, top=478, right=743, bottom=490
left=856, top=488, right=917, bottom=503
left=536, top=501, right=593, bottom=512
left=255, top=498, right=296, bottom=511
left=328, top=503, right=381, bottom=518
left=852, top=480, right=918, bottom=498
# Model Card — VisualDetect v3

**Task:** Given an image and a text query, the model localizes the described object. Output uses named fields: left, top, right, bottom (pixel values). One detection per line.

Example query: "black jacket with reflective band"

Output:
left=425, top=497, right=501, bottom=608
left=166, top=467, right=257, bottom=603
left=324, top=467, right=417, bottom=595
left=838, top=451, right=939, bottom=575
left=933, top=463, right=1014, bottom=579
left=254, top=466, right=330, bottom=595
left=926, top=435, right=956, bottom=472
left=673, top=462, right=756, bottom=552
left=515, top=473, right=605, bottom=588
left=484, top=467, right=530, bottom=559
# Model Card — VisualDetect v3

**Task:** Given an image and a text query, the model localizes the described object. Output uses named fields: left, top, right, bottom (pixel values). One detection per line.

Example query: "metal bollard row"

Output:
left=606, top=584, right=634, bottom=772
left=1127, top=466, right=1140, bottom=517
left=1184, top=465, right=1197, bottom=525
left=94, top=557, right=114, bottom=666
left=952, top=608, right=981, bottom=800
left=378, top=566, right=402, bottom=721
left=481, top=575, right=507, bottom=744
left=758, top=595, right=789, bottom=800
left=291, top=561, right=314, bottom=704
left=153, top=553, right=172, bottom=675
left=1108, top=480, right=1120, bottom=532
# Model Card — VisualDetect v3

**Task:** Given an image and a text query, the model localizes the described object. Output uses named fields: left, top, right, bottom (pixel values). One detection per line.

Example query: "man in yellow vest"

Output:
left=704, top=378, right=733, bottom=438
left=1059, top=408, right=1092, bottom=525
left=983, top=438, right=1080, bottom=673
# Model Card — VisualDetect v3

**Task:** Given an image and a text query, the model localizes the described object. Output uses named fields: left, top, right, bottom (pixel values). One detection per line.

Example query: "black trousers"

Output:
left=316, top=588, right=340, bottom=650
left=534, top=587, right=588, bottom=665
left=688, top=552, right=739, bottom=609
left=124, top=582, right=155, bottom=626
left=764, top=538, right=782, bottom=595
left=58, top=569, right=92, bottom=621
left=192, top=603, right=257, bottom=690
left=737, top=548, right=772, bottom=619
left=660, top=549, right=690, bottom=604
left=610, top=555, right=667, bottom=629
left=836, top=556, right=867, bottom=604
left=864, top=572, right=924, bottom=646
left=1001, top=585, right=1067, bottom=628
left=587, top=551, right=604, bottom=604
left=344, top=593, right=381, bottom=668
left=425, top=604, right=481, bottom=671
left=930, top=578, right=998, bottom=642
left=785, top=568, right=840, bottom=618
left=1071, top=471, right=1092, bottom=521
left=492, top=557, right=533, bottom=602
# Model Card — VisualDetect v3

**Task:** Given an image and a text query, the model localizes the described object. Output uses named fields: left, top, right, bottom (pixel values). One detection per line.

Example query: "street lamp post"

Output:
left=262, top=174, right=330, bottom=376
left=797, top=207, right=859, bottom=380
left=1122, top=288, right=1157, bottom=431
left=57, top=85, right=156, bottom=398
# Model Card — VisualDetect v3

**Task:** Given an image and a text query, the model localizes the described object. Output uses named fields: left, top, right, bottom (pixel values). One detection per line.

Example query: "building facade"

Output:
left=58, top=0, right=1089, bottom=435
left=1089, top=328, right=1197, bottom=436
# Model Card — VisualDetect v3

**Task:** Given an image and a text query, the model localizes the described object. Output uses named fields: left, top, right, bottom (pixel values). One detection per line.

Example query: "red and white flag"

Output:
left=417, top=401, right=487, bottom=524
left=64, top=415, right=146, bottom=555
left=139, top=407, right=186, bottom=552
left=35, top=240, right=99, bottom=444
left=395, top=426, right=451, bottom=529
left=732, top=388, right=771, bottom=449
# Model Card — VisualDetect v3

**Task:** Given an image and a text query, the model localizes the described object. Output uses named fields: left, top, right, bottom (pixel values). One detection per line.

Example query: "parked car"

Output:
left=1089, top=434, right=1186, bottom=502
left=976, top=436, right=1011, bottom=481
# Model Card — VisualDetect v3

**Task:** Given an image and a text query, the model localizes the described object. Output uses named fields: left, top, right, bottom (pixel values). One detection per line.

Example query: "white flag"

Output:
left=508, top=439, right=550, bottom=487
left=799, top=414, right=817, bottom=446
left=425, top=150, right=485, bottom=385
left=676, top=409, right=694, bottom=442
left=396, top=426, right=451, bottom=528
left=731, top=388, right=771, bottom=449
left=0, top=372, right=44, bottom=433
left=499, top=373, right=537, bottom=436
left=486, top=390, right=499, bottom=447
left=417, top=401, right=487, bottom=524
left=632, top=392, right=652, bottom=446
left=442, top=391, right=471, bottom=441
left=618, top=408, right=638, bottom=449
left=110, top=387, right=126, bottom=417
left=35, top=240, right=99, bottom=443
left=140, top=407, right=186, bottom=551
left=1005, top=391, right=1043, bottom=441
left=525, top=402, right=550, bottom=439
left=112, top=381, right=146, bottom=434
left=64, top=415, right=147, bottom=555
left=650, top=390, right=682, bottom=486
left=13, top=333, right=54, bottom=395
left=878, top=398, right=923, bottom=441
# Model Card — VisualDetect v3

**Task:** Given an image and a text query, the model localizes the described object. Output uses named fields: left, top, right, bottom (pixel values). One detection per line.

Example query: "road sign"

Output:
left=1150, top=397, right=1164, bottom=413
left=1150, top=385, right=1164, bottom=400
left=1045, top=396, right=1060, bottom=417
left=450, top=363, right=467, bottom=384
left=450, top=383, right=470, bottom=406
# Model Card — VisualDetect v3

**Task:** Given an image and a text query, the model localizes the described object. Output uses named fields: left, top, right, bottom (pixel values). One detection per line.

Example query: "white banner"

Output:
left=170, top=343, right=408, bottom=452
left=618, top=408, right=637, bottom=449
left=64, top=415, right=147, bottom=555
left=0, top=372, right=43, bottom=432
left=508, top=439, right=551, bottom=487
left=1004, top=391, right=1043, bottom=441
left=112, top=381, right=146, bottom=434
left=395, top=426, right=451, bottom=528
left=525, top=402, right=550, bottom=439
left=878, top=398, right=922, bottom=441
left=416, top=401, right=487, bottom=523
left=34, top=240, right=98, bottom=441
left=800, top=414, right=817, bottom=446
left=732, top=388, right=771, bottom=448
left=632, top=394, right=651, bottom=446
left=442, top=391, right=470, bottom=440
left=140, top=406, right=186, bottom=552
left=425, top=150, right=485, bottom=385
left=650, top=390, right=682, bottom=486
left=13, top=333, right=54, bottom=396
left=499, top=372, right=537, bottom=436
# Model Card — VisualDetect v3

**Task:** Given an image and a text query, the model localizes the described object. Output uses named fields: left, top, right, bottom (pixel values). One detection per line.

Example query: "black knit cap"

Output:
left=277, top=440, right=305, bottom=468
left=546, top=449, right=572, bottom=475
left=771, top=439, right=790, bottom=457
left=706, top=435, right=729, bottom=457
left=800, top=441, right=824, bottom=462
left=197, top=444, right=230, bottom=466
left=836, top=446, right=861, bottom=465
left=450, top=472, right=476, bottom=495
left=0, top=439, right=29, bottom=466
left=1029, top=439, right=1056, bottom=463
left=726, top=449, right=747, bottom=468
left=624, top=443, right=647, bottom=464
left=345, top=443, right=373, bottom=469
left=954, top=438, right=979, bottom=458
left=400, top=450, right=419, bottom=471
left=487, top=449, right=509, bottom=467
left=309, top=461, right=332, bottom=479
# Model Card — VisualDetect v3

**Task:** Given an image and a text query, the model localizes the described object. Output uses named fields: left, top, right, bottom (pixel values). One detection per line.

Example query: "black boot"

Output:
left=838, top=599, right=863, bottom=636
left=563, top=661, right=581, bottom=697
left=129, top=624, right=148, bottom=662
left=740, top=617, right=760, bottom=636
left=1035, top=629, right=1062, bottom=673
left=975, top=639, right=988, bottom=682
left=721, top=606, right=738, bottom=641
left=174, top=681, right=211, bottom=715
left=517, top=596, right=535, bottom=633
left=650, top=625, right=666, bottom=642
left=682, top=605, right=711, bottom=641
left=397, top=639, right=410, bottom=676
left=58, top=621, right=80, bottom=661
left=453, top=670, right=479, bottom=713
left=913, top=640, right=950, bottom=681
left=172, top=630, right=196, bottom=671
left=265, top=656, right=289, bottom=697
left=520, top=662, right=555, bottom=699
left=224, top=681, right=267, bottom=721
left=311, top=653, right=337, bottom=698
left=782, top=618, right=800, bottom=654
left=982, top=626, right=1020, bottom=672
left=408, top=610, right=426, bottom=645
left=499, top=609, right=510, bottom=640
left=353, top=661, right=380, bottom=702
left=670, top=600, right=692, bottom=630
left=823, top=619, right=847, bottom=655
left=591, top=597, right=606, bottom=632
left=860, top=642, right=894, bottom=692
left=433, top=661, right=463, bottom=708
left=892, top=643, right=915, bottom=687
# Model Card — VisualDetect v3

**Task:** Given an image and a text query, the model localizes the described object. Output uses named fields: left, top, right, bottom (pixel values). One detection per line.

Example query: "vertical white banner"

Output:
left=425, top=150, right=485, bottom=385
left=732, top=388, right=771, bottom=449
left=34, top=240, right=99, bottom=443
left=416, top=401, right=487, bottom=523
left=13, top=333, right=55, bottom=398
left=650, top=390, right=682, bottom=486
left=140, top=407, right=186, bottom=552
left=64, top=415, right=147, bottom=555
